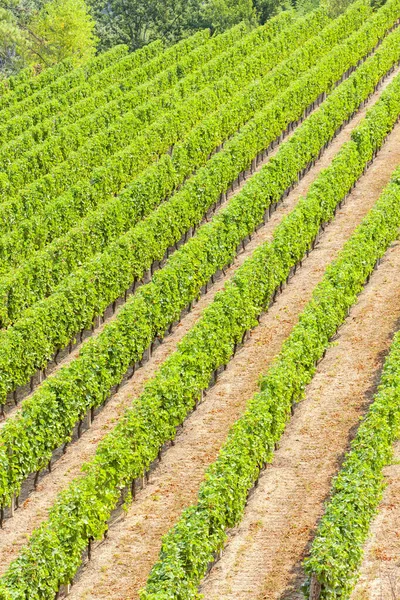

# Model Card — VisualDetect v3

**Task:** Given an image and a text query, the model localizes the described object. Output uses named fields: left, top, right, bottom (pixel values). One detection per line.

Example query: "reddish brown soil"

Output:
left=351, top=440, right=400, bottom=600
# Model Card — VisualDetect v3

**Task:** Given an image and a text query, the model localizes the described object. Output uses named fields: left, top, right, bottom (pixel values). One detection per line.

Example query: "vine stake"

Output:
left=309, top=574, right=321, bottom=600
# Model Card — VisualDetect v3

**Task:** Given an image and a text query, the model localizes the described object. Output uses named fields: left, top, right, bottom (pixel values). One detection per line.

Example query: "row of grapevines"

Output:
left=141, top=146, right=400, bottom=600
left=0, top=32, right=209, bottom=125
left=1, top=19, right=287, bottom=173
left=0, top=24, right=251, bottom=167
left=0, top=44, right=129, bottom=114
left=1, top=38, right=399, bottom=599
left=0, top=34, right=221, bottom=197
left=0, top=10, right=321, bottom=223
left=6, top=24, right=265, bottom=155
left=0, top=8, right=398, bottom=537
left=0, top=32, right=201, bottom=148
left=0, top=66, right=235, bottom=206
left=0, top=1, right=396, bottom=410
left=303, top=172, right=400, bottom=597
left=0, top=55, right=76, bottom=97
left=0, top=2, right=374, bottom=282
left=0, top=41, right=164, bottom=130
left=0, top=42, right=161, bottom=147
left=0, top=23, right=252, bottom=174
left=0, top=5, right=353, bottom=293
left=0, top=16, right=293, bottom=196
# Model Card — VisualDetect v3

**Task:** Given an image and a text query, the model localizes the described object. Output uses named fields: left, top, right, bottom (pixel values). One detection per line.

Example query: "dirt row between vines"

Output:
left=58, top=107, right=400, bottom=598
left=350, top=440, right=400, bottom=599
left=199, top=128, right=400, bottom=600
left=0, top=70, right=397, bottom=586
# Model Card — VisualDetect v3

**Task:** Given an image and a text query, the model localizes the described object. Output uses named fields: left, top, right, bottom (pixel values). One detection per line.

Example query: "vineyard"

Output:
left=0, top=1, right=400, bottom=599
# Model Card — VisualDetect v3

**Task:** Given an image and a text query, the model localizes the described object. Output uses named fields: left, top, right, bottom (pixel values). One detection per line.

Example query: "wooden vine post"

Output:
left=309, top=574, right=321, bottom=600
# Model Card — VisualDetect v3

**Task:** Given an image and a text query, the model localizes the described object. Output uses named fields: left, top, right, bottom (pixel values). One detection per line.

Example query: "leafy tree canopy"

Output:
left=0, top=7, right=26, bottom=74
left=0, top=0, right=97, bottom=76
left=27, top=0, right=98, bottom=66
left=199, top=0, right=256, bottom=31
left=253, top=0, right=293, bottom=24
left=87, top=0, right=201, bottom=51
left=87, top=0, right=321, bottom=51
left=0, top=0, right=41, bottom=74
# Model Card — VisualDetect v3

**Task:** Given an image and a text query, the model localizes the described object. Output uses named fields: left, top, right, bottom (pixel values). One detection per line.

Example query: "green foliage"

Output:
left=253, top=0, right=293, bottom=23
left=1, top=0, right=44, bottom=26
left=321, top=0, right=354, bottom=17
left=26, top=0, right=98, bottom=66
left=0, top=31, right=209, bottom=202
left=295, top=0, right=320, bottom=15
left=0, top=28, right=249, bottom=198
left=0, top=6, right=300, bottom=496
left=87, top=0, right=202, bottom=51
left=198, top=0, right=257, bottom=31
left=0, top=42, right=129, bottom=114
left=0, top=5, right=30, bottom=75
left=0, top=0, right=382, bottom=80
left=0, top=39, right=167, bottom=141
left=87, top=0, right=270, bottom=52
left=141, top=71, right=400, bottom=600
left=0, top=0, right=99, bottom=77
left=0, top=10, right=316, bottom=278
left=0, top=4, right=399, bottom=594
left=0, top=22, right=251, bottom=170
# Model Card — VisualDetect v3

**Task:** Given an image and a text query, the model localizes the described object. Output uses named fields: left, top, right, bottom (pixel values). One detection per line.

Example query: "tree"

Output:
left=0, top=0, right=43, bottom=75
left=88, top=0, right=200, bottom=51
left=199, top=0, right=256, bottom=31
left=27, top=0, right=98, bottom=66
left=253, top=0, right=292, bottom=24
left=294, top=0, right=319, bottom=14
left=2, top=0, right=44, bottom=25
left=88, top=0, right=260, bottom=51
left=0, top=7, right=27, bottom=74
left=320, top=0, right=352, bottom=17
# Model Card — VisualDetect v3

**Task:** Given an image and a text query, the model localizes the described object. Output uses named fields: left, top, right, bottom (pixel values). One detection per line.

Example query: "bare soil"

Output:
left=351, top=440, right=400, bottom=600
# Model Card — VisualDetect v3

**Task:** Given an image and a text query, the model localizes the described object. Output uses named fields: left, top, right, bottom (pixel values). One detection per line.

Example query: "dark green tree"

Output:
left=253, top=0, right=292, bottom=24
left=199, top=0, right=256, bottom=31
left=294, top=0, right=319, bottom=14
left=1, top=0, right=44, bottom=25
left=87, top=0, right=264, bottom=50
left=0, top=7, right=27, bottom=74
left=87, top=0, right=201, bottom=51
left=0, top=0, right=97, bottom=76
